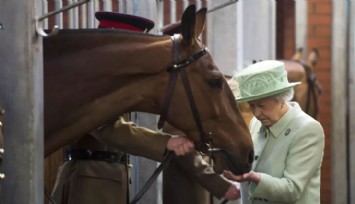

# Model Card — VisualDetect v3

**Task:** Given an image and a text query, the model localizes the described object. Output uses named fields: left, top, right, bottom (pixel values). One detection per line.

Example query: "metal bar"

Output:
left=331, top=0, right=348, bottom=203
left=67, top=0, right=74, bottom=28
left=348, top=1, right=355, bottom=203
left=236, top=0, right=244, bottom=71
left=196, top=0, right=202, bottom=10
left=156, top=0, right=164, bottom=34
left=295, top=0, right=308, bottom=60
left=160, top=0, right=238, bottom=31
left=37, top=0, right=90, bottom=21
left=103, top=0, right=113, bottom=11
left=0, top=0, right=44, bottom=202
left=54, top=0, right=64, bottom=28
left=80, top=3, right=87, bottom=28
left=269, top=0, right=276, bottom=59
left=87, top=0, right=96, bottom=28
left=169, top=0, right=176, bottom=23
left=42, top=0, right=49, bottom=28
left=207, top=0, right=238, bottom=13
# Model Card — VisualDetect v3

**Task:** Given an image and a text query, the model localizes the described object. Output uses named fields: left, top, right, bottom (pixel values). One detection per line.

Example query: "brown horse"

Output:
left=285, top=48, right=322, bottom=119
left=43, top=5, right=253, bottom=175
left=238, top=48, right=322, bottom=125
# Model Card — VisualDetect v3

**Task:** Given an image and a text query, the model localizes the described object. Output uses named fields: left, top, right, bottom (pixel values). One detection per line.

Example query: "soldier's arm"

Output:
left=173, top=152, right=236, bottom=199
left=92, top=117, right=194, bottom=161
left=163, top=123, right=239, bottom=200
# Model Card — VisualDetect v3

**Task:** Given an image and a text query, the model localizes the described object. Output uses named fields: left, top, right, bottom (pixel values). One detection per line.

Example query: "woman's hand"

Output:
left=223, top=170, right=261, bottom=184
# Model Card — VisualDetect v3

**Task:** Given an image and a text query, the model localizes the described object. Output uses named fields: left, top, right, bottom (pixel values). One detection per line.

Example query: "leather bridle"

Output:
left=304, top=64, right=320, bottom=119
left=130, top=34, right=222, bottom=204
left=158, top=34, right=214, bottom=154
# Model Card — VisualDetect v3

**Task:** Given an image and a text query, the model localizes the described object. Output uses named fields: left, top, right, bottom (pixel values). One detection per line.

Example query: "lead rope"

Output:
left=130, top=35, right=180, bottom=204
left=45, top=187, right=57, bottom=204
left=130, top=151, right=173, bottom=204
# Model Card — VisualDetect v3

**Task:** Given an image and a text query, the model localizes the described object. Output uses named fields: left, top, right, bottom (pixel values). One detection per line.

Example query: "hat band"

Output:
left=239, top=72, right=288, bottom=98
left=98, top=20, right=143, bottom=32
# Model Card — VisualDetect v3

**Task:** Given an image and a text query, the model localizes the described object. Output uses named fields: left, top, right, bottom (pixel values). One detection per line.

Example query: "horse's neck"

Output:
left=44, top=30, right=173, bottom=103
left=44, top=30, right=173, bottom=155
left=45, top=30, right=173, bottom=74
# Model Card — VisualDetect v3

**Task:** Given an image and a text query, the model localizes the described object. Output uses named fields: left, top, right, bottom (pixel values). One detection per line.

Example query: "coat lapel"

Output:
left=252, top=126, right=269, bottom=170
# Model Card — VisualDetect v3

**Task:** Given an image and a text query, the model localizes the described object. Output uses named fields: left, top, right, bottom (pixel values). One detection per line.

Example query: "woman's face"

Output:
left=248, top=96, right=287, bottom=127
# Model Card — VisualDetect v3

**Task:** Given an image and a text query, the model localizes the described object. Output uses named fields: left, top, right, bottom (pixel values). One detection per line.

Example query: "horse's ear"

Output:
left=195, top=8, right=207, bottom=37
left=291, top=47, right=303, bottom=61
left=181, top=4, right=196, bottom=45
left=308, top=48, right=319, bottom=67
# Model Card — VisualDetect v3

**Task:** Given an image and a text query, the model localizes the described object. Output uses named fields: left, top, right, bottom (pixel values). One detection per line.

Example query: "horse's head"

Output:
left=42, top=5, right=253, bottom=173
left=161, top=5, right=254, bottom=175
left=285, top=48, right=322, bottom=119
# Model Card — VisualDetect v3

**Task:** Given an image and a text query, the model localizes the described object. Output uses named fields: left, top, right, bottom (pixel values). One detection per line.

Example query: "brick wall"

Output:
left=277, top=0, right=332, bottom=203
left=276, top=0, right=296, bottom=59
left=308, top=1, right=332, bottom=203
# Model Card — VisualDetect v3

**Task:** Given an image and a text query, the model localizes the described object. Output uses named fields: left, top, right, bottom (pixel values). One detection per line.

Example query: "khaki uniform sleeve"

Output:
left=162, top=123, right=231, bottom=198
left=94, top=117, right=170, bottom=161
left=174, top=152, right=232, bottom=199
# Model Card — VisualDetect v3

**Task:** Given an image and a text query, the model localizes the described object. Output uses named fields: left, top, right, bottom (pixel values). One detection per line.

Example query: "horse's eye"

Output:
left=208, top=79, right=222, bottom=89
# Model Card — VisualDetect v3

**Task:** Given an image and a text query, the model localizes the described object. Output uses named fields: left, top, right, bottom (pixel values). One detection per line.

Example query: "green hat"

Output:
left=231, top=60, right=301, bottom=103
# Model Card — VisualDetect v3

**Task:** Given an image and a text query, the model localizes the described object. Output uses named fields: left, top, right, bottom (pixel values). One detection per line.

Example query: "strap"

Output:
left=221, top=199, right=229, bottom=204
left=157, top=72, right=178, bottom=129
left=179, top=67, right=205, bottom=136
left=45, top=187, right=57, bottom=204
left=64, top=149, right=127, bottom=163
left=157, top=34, right=181, bottom=129
left=130, top=151, right=173, bottom=204
left=302, top=63, right=319, bottom=118
left=179, top=66, right=211, bottom=153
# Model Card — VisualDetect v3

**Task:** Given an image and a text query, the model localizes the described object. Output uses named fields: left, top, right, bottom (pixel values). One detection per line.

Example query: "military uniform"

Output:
left=51, top=12, right=161, bottom=204
left=163, top=153, right=232, bottom=204
left=51, top=117, right=170, bottom=204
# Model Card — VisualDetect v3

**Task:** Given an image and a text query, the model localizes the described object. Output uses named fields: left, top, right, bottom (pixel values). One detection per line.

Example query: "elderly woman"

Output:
left=225, top=60, right=324, bottom=204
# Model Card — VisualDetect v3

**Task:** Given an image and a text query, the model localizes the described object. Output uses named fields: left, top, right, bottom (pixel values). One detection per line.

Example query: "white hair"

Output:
left=227, top=75, right=240, bottom=98
left=274, top=88, right=294, bottom=102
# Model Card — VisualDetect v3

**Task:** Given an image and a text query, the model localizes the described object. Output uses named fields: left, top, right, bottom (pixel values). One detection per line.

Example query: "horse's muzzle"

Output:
left=218, top=149, right=253, bottom=175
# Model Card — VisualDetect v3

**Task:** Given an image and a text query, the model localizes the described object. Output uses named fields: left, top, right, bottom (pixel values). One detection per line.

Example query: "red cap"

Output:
left=162, top=22, right=181, bottom=35
left=95, top=11, right=154, bottom=33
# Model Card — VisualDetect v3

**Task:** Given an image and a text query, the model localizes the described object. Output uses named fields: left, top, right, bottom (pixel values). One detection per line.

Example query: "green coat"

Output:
left=240, top=102, right=324, bottom=204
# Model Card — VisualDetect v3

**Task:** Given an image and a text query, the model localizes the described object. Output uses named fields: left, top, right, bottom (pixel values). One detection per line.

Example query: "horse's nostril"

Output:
left=248, top=150, right=254, bottom=164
